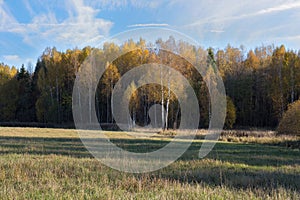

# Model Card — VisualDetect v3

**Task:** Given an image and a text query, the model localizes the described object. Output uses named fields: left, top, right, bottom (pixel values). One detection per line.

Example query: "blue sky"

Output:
left=1, top=0, right=300, bottom=68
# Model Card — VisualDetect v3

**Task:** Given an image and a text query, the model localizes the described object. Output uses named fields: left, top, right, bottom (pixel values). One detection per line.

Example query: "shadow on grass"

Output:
left=0, top=136, right=299, bottom=165
left=0, top=136, right=92, bottom=158
left=265, top=139, right=300, bottom=149
left=0, top=136, right=299, bottom=190
left=152, top=166, right=300, bottom=191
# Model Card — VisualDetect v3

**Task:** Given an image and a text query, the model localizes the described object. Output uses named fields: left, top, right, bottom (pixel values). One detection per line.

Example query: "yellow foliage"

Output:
left=277, top=100, right=300, bottom=136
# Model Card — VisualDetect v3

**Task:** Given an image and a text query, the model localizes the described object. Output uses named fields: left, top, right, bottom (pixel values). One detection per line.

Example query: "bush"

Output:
left=277, top=100, right=300, bottom=136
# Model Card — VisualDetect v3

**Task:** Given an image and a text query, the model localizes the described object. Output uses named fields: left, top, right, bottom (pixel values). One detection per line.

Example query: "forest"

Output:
left=0, top=37, right=300, bottom=130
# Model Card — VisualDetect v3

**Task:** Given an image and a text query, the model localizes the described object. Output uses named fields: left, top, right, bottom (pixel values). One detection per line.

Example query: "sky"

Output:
left=1, top=0, right=300, bottom=68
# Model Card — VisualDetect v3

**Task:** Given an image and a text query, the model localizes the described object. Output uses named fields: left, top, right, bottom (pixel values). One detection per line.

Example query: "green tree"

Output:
left=225, top=97, right=236, bottom=129
left=15, top=65, right=35, bottom=122
left=0, top=78, right=19, bottom=121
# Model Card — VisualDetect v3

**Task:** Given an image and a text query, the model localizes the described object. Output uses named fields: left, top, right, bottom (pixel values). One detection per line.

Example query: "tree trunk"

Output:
left=106, top=91, right=109, bottom=123
left=56, top=77, right=59, bottom=122
left=154, top=103, right=157, bottom=128
left=110, top=77, right=114, bottom=123
left=290, top=64, right=295, bottom=103
left=175, top=104, right=180, bottom=129
left=278, top=63, right=284, bottom=118
left=89, top=86, right=92, bottom=124
left=133, top=107, right=136, bottom=129
left=144, top=95, right=147, bottom=126
left=160, top=65, right=165, bottom=130
left=77, top=86, right=82, bottom=122
left=165, top=70, right=171, bottom=130
left=96, top=95, right=100, bottom=122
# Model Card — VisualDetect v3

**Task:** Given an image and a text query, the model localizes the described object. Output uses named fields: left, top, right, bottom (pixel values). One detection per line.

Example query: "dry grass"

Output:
left=158, top=129, right=300, bottom=148
left=0, top=127, right=299, bottom=199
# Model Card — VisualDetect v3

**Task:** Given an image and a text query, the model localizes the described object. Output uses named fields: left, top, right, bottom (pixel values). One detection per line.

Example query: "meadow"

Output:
left=0, top=127, right=299, bottom=199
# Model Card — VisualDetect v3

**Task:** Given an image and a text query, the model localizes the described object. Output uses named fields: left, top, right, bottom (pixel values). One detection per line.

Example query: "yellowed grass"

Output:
left=0, top=127, right=299, bottom=199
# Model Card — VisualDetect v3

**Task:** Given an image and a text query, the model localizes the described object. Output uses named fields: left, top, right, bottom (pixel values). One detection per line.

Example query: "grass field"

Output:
left=0, top=127, right=299, bottom=199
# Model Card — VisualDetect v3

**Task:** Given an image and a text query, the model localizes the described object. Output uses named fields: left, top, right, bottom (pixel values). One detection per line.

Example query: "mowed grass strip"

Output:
left=0, top=127, right=299, bottom=199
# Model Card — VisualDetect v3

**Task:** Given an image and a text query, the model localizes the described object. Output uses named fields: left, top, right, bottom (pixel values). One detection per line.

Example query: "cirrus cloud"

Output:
left=3, top=55, right=20, bottom=62
left=1, top=0, right=113, bottom=49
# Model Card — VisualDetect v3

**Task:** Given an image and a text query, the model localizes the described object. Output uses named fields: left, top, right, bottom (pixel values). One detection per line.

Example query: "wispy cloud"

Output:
left=1, top=0, right=300, bottom=57
left=273, top=35, right=300, bottom=41
left=257, top=1, right=300, bottom=15
left=186, top=1, right=300, bottom=27
left=176, top=0, right=300, bottom=48
left=127, top=23, right=169, bottom=28
left=3, top=55, right=21, bottom=62
left=22, top=0, right=34, bottom=16
left=0, top=1, right=20, bottom=32
left=87, top=0, right=162, bottom=10
left=0, top=0, right=113, bottom=48
left=228, top=1, right=300, bottom=21
left=210, top=30, right=225, bottom=33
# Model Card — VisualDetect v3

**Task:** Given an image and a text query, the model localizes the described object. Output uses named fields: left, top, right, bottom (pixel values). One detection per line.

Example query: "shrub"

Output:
left=277, top=100, right=300, bottom=136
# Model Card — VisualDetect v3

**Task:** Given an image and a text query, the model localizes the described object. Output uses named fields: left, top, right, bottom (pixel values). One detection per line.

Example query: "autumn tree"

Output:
left=277, top=100, right=300, bottom=135
left=0, top=63, right=18, bottom=121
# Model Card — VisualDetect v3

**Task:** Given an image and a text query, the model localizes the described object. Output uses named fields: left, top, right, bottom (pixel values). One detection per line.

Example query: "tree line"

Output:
left=0, top=37, right=299, bottom=129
